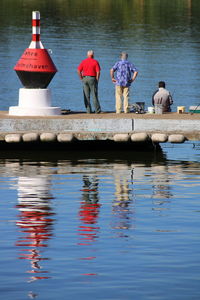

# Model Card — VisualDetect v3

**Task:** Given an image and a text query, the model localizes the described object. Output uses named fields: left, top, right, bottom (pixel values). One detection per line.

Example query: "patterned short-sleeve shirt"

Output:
left=112, top=60, right=138, bottom=87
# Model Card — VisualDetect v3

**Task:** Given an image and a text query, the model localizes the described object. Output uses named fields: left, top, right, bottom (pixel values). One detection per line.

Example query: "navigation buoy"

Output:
left=9, top=11, right=61, bottom=116
left=14, top=11, right=57, bottom=89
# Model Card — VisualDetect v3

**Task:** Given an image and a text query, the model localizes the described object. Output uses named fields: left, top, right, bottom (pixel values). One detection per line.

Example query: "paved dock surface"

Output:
left=0, top=111, right=200, bottom=143
left=1, top=111, right=200, bottom=120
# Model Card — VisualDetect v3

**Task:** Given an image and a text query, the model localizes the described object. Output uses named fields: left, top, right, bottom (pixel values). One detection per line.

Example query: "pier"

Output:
left=0, top=111, right=200, bottom=151
left=3, top=10, right=199, bottom=152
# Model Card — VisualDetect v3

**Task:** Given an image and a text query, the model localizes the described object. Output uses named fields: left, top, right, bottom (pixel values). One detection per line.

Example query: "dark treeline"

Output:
left=0, top=0, right=198, bottom=30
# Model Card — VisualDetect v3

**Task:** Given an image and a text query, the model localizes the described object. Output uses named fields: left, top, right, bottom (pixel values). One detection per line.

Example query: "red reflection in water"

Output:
left=81, top=273, right=97, bottom=276
left=79, top=256, right=96, bottom=260
left=78, top=202, right=100, bottom=246
left=15, top=177, right=54, bottom=282
left=78, top=176, right=100, bottom=275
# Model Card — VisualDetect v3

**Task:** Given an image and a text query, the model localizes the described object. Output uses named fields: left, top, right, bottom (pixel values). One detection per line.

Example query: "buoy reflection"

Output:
left=16, top=176, right=54, bottom=282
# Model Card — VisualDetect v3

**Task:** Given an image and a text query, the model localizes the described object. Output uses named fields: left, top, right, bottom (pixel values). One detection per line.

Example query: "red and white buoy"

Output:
left=29, top=11, right=44, bottom=49
left=9, top=11, right=61, bottom=116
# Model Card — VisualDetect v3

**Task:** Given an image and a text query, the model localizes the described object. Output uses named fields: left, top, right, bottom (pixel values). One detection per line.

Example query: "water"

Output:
left=0, top=0, right=200, bottom=112
left=0, top=143, right=200, bottom=300
left=0, top=0, right=200, bottom=299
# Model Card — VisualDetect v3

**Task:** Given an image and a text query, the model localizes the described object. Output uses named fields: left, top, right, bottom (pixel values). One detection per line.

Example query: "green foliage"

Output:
left=0, top=0, right=197, bottom=29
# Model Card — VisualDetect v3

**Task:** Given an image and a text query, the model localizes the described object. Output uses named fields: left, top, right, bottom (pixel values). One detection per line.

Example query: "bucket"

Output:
left=148, top=107, right=155, bottom=114
left=155, top=104, right=163, bottom=114
left=177, top=106, right=185, bottom=114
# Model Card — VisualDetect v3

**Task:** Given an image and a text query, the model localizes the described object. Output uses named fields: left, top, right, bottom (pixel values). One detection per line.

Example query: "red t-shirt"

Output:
left=77, top=57, right=101, bottom=76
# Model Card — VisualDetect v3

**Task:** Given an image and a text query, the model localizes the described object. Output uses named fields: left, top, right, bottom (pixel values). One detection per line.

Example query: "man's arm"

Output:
left=131, top=71, right=138, bottom=82
left=96, top=71, right=100, bottom=81
left=77, top=69, right=83, bottom=80
left=110, top=68, right=116, bottom=83
left=152, top=90, right=158, bottom=106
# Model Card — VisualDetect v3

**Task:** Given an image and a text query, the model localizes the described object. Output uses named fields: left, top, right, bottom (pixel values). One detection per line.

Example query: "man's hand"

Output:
left=110, top=69, right=116, bottom=83
left=77, top=70, right=83, bottom=80
left=131, top=71, right=138, bottom=82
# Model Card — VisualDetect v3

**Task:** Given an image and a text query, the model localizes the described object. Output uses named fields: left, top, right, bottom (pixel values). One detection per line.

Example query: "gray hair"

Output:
left=87, top=50, right=94, bottom=57
left=120, top=52, right=128, bottom=60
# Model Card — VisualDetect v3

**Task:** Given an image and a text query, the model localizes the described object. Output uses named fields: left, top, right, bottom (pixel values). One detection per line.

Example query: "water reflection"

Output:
left=150, top=165, right=173, bottom=215
left=112, top=165, right=134, bottom=236
left=0, top=147, right=199, bottom=290
left=78, top=175, right=100, bottom=276
left=139, top=164, right=172, bottom=217
left=81, top=175, right=99, bottom=203
left=16, top=176, right=54, bottom=282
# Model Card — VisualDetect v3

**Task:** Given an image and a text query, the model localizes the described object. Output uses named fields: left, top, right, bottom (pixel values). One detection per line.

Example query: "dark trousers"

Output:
left=82, top=76, right=101, bottom=113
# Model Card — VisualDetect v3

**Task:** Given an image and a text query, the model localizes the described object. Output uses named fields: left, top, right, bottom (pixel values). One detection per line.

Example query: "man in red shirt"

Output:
left=77, top=50, right=101, bottom=113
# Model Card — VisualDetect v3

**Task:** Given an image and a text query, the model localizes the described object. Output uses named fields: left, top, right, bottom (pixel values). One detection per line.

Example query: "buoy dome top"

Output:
left=32, top=11, right=40, bottom=18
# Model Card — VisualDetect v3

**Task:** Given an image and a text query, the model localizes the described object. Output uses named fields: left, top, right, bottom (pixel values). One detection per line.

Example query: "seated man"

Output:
left=152, top=81, right=173, bottom=112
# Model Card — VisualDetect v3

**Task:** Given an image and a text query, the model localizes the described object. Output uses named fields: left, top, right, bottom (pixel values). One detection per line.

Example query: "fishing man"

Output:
left=152, top=81, right=173, bottom=112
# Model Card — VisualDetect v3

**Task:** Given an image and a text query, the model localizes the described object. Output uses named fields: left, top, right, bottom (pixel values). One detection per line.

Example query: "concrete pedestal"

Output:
left=9, top=88, right=61, bottom=116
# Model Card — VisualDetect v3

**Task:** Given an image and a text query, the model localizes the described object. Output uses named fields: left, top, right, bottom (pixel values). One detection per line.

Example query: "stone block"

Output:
left=40, top=133, right=57, bottom=142
left=113, top=134, right=130, bottom=142
left=131, top=133, right=149, bottom=142
left=151, top=133, right=168, bottom=143
left=22, top=132, right=39, bottom=142
left=5, top=134, right=22, bottom=143
left=57, top=133, right=74, bottom=142
left=168, top=134, right=185, bottom=143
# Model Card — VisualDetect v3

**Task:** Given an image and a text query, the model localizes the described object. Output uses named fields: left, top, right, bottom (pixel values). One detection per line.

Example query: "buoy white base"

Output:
left=9, top=88, right=61, bottom=116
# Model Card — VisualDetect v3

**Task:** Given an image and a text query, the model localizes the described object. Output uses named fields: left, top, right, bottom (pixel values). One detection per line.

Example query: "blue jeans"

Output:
left=82, top=76, right=101, bottom=113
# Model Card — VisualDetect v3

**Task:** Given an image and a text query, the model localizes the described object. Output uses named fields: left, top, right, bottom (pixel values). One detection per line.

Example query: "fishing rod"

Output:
left=190, top=103, right=200, bottom=115
left=170, top=90, right=200, bottom=115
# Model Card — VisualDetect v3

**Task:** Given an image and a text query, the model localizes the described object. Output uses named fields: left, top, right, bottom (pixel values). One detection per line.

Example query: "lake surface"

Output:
left=0, top=0, right=200, bottom=112
left=0, top=0, right=200, bottom=299
left=0, top=143, right=200, bottom=300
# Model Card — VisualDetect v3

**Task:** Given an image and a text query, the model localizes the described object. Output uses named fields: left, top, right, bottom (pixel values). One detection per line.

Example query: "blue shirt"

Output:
left=112, top=60, right=138, bottom=87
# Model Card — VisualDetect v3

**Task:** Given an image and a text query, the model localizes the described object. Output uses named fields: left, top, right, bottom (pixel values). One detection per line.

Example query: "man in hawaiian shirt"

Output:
left=110, top=52, right=138, bottom=113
